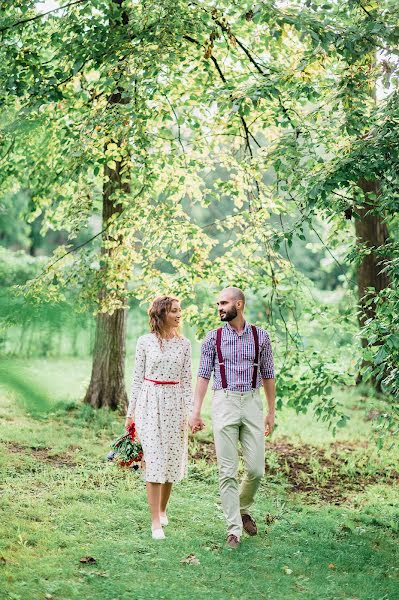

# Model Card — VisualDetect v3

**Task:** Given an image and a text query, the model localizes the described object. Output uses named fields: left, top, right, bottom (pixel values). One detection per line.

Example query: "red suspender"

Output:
left=216, top=327, right=228, bottom=389
left=215, top=325, right=260, bottom=390
left=251, top=325, right=259, bottom=389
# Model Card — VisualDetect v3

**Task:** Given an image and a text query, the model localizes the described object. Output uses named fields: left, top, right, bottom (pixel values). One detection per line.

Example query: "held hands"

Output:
left=264, top=412, right=275, bottom=437
left=125, top=416, right=134, bottom=431
left=189, top=414, right=205, bottom=434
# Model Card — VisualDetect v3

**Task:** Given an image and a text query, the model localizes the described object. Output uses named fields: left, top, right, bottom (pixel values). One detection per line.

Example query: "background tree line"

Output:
left=0, top=0, right=398, bottom=438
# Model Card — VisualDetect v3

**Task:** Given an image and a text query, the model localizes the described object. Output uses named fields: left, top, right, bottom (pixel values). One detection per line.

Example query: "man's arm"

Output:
left=260, top=330, right=276, bottom=436
left=189, top=377, right=209, bottom=432
left=190, top=331, right=215, bottom=433
left=262, top=377, right=276, bottom=436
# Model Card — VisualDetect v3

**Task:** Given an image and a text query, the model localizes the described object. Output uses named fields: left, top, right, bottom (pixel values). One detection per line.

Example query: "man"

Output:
left=189, top=287, right=276, bottom=549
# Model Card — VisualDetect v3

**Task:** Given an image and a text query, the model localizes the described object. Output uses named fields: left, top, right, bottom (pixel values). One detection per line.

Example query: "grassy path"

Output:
left=0, top=359, right=398, bottom=600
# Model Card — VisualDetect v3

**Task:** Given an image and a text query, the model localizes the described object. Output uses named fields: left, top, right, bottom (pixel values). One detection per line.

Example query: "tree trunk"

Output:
left=355, top=178, right=390, bottom=388
left=84, top=0, right=130, bottom=411
left=84, top=152, right=130, bottom=410
left=355, top=178, right=390, bottom=328
left=83, top=299, right=128, bottom=410
left=27, top=194, right=42, bottom=257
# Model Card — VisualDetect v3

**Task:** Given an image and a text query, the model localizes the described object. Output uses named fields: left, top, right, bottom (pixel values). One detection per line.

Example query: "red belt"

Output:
left=144, top=378, right=180, bottom=385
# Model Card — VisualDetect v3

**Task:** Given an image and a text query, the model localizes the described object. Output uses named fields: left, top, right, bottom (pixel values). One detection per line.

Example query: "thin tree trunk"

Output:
left=84, top=0, right=130, bottom=411
left=355, top=178, right=390, bottom=387
left=355, top=179, right=390, bottom=327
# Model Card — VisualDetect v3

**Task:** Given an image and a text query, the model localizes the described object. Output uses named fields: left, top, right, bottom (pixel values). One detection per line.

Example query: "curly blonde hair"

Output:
left=148, top=296, right=182, bottom=346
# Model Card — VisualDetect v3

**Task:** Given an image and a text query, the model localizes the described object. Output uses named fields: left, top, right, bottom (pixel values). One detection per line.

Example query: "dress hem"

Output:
left=142, top=476, right=186, bottom=484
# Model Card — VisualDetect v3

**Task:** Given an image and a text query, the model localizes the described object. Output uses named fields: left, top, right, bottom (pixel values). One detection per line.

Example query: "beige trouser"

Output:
left=212, top=388, right=265, bottom=538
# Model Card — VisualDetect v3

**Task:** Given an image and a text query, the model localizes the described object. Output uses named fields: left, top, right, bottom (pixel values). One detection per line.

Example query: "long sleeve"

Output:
left=127, top=337, right=146, bottom=417
left=197, top=331, right=216, bottom=379
left=260, top=331, right=275, bottom=379
left=181, top=341, right=193, bottom=414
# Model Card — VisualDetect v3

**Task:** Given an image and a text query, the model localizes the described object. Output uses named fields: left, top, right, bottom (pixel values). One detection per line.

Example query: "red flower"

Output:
left=128, top=422, right=137, bottom=441
left=119, top=459, right=134, bottom=467
left=110, top=422, right=143, bottom=468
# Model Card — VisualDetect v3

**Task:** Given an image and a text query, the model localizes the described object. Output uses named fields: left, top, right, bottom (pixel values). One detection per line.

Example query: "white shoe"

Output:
left=160, top=515, right=168, bottom=526
left=151, top=527, right=165, bottom=540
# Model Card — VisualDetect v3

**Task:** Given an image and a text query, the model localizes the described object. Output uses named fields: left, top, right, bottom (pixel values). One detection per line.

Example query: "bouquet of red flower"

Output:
left=108, top=422, right=143, bottom=469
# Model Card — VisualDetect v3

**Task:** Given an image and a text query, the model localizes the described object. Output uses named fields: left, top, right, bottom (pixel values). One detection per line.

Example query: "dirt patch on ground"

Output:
left=190, top=439, right=217, bottom=464
left=4, top=442, right=78, bottom=468
left=267, top=440, right=391, bottom=504
left=189, top=438, right=399, bottom=504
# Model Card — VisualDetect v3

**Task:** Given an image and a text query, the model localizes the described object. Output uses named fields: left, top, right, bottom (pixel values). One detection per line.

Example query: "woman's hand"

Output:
left=189, top=414, right=205, bottom=434
left=125, top=416, right=134, bottom=431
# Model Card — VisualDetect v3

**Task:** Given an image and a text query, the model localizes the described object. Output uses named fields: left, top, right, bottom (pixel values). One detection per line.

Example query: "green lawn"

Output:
left=0, top=358, right=398, bottom=600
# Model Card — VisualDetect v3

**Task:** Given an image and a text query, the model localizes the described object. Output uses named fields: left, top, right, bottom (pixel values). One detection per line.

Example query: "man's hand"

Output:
left=125, top=416, right=134, bottom=431
left=189, top=415, right=205, bottom=434
left=264, top=412, right=275, bottom=437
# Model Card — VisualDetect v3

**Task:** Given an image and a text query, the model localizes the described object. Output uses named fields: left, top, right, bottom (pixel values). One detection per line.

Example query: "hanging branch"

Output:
left=208, top=11, right=302, bottom=136
left=0, top=0, right=90, bottom=34
left=183, top=33, right=260, bottom=156
left=30, top=184, right=147, bottom=281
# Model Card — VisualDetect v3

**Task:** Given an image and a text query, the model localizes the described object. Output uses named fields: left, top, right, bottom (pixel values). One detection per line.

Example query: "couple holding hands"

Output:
left=124, top=287, right=276, bottom=548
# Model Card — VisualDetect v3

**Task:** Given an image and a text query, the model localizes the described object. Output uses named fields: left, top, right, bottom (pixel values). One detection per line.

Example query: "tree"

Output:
left=83, top=0, right=131, bottom=410
left=1, top=0, right=217, bottom=410
left=1, top=0, right=398, bottom=431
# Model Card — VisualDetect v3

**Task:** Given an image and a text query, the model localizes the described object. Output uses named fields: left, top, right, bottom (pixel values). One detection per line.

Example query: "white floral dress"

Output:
left=127, top=333, right=193, bottom=483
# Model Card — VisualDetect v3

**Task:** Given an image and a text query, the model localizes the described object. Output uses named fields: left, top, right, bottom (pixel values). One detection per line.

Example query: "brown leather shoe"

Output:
left=226, top=534, right=240, bottom=549
left=242, top=513, right=258, bottom=536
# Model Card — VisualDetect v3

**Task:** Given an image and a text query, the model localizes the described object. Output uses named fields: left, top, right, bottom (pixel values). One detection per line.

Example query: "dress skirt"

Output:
left=135, top=381, right=189, bottom=483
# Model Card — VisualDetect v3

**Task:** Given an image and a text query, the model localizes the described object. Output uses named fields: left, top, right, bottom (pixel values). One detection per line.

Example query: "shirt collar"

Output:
left=226, top=321, right=250, bottom=335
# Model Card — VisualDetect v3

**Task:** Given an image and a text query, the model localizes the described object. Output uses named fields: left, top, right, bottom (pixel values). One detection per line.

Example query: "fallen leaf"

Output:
left=328, top=563, right=336, bottom=569
left=79, top=556, right=97, bottom=564
left=0, top=557, right=6, bottom=564
left=283, top=566, right=293, bottom=575
left=264, top=513, right=276, bottom=525
left=45, top=594, right=53, bottom=599
left=181, top=554, right=200, bottom=565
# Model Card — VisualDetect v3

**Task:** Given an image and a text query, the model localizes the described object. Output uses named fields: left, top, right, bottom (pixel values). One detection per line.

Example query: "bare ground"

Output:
left=4, top=441, right=78, bottom=468
left=3, top=438, right=398, bottom=504
left=190, top=438, right=399, bottom=504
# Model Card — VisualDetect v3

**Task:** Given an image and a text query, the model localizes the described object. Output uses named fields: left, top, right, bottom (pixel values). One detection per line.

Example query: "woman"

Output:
left=125, top=296, right=193, bottom=540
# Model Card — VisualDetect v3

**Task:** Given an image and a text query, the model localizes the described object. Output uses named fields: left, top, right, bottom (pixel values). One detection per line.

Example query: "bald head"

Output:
left=217, top=287, right=246, bottom=323
left=222, top=287, right=246, bottom=304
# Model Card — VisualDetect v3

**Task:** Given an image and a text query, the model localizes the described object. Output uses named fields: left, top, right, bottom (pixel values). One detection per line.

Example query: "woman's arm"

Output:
left=125, top=337, right=146, bottom=428
left=181, top=341, right=193, bottom=414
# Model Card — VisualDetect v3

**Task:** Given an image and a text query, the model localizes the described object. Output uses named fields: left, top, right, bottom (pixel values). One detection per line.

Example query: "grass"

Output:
left=0, top=358, right=399, bottom=600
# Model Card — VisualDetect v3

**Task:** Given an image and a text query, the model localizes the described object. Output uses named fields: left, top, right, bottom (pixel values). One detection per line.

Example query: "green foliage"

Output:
left=0, top=246, right=45, bottom=285
left=357, top=240, right=399, bottom=439
left=1, top=1, right=398, bottom=433
left=0, top=189, right=31, bottom=250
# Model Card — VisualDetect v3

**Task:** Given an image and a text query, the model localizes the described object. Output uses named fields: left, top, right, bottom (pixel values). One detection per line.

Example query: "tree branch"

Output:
left=0, top=137, right=15, bottom=164
left=34, top=185, right=146, bottom=280
left=212, top=14, right=302, bottom=136
left=183, top=34, right=260, bottom=155
left=162, top=93, right=188, bottom=167
left=355, top=0, right=373, bottom=19
left=0, top=0, right=90, bottom=34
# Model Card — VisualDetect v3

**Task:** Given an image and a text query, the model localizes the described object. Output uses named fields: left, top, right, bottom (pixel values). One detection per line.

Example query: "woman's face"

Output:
left=164, top=300, right=182, bottom=331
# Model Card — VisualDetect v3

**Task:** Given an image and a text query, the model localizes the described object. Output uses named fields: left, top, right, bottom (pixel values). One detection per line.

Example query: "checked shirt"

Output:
left=198, top=321, right=275, bottom=392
